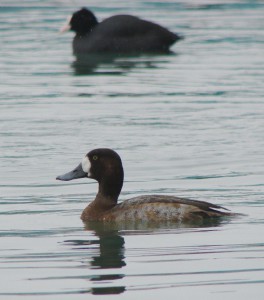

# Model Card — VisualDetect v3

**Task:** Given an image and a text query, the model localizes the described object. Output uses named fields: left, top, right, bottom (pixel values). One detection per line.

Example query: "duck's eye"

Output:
left=92, top=155, right=98, bottom=161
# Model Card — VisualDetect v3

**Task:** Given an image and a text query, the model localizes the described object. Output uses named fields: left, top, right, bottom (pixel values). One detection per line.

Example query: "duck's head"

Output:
left=56, top=148, right=124, bottom=199
left=60, top=8, right=98, bottom=35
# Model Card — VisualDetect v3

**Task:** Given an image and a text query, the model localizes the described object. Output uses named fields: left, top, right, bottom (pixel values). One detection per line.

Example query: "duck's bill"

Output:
left=56, top=163, right=87, bottom=181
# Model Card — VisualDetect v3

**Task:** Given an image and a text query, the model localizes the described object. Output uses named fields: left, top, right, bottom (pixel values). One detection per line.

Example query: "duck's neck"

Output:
left=92, top=172, right=123, bottom=209
left=100, top=175, right=123, bottom=201
left=82, top=167, right=124, bottom=221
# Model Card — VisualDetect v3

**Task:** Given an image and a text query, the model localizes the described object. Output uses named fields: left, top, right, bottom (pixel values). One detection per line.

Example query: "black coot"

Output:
left=61, top=8, right=183, bottom=54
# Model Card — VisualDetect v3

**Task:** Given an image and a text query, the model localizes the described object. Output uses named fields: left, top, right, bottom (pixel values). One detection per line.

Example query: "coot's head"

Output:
left=61, top=8, right=98, bottom=35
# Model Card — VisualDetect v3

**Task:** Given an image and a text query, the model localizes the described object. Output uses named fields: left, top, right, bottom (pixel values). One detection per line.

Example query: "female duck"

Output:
left=56, top=148, right=236, bottom=223
left=60, top=8, right=182, bottom=54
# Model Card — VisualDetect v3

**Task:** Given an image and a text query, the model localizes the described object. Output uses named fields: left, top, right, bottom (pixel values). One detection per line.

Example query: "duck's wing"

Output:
left=120, top=195, right=228, bottom=211
left=103, top=195, right=234, bottom=223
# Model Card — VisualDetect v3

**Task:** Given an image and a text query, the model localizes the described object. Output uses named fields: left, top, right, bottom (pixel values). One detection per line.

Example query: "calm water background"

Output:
left=0, top=0, right=264, bottom=299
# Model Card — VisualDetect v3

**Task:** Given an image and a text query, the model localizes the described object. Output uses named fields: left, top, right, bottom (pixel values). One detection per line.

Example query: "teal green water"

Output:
left=0, top=1, right=264, bottom=299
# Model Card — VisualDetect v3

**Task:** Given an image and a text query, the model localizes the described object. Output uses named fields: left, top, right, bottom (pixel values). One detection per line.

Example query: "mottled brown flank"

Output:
left=81, top=195, right=234, bottom=222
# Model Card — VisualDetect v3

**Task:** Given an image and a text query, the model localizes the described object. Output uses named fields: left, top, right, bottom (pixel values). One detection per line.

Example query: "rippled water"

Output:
left=1, top=0, right=264, bottom=299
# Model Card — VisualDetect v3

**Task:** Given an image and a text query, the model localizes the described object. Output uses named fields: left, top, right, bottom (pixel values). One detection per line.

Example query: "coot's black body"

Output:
left=62, top=8, right=182, bottom=54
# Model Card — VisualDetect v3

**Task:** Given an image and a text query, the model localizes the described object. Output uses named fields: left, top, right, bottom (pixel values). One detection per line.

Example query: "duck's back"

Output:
left=73, top=15, right=180, bottom=54
left=98, top=195, right=232, bottom=223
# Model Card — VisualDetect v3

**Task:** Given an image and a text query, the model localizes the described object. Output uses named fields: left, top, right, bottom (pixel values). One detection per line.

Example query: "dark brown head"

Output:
left=56, top=148, right=124, bottom=200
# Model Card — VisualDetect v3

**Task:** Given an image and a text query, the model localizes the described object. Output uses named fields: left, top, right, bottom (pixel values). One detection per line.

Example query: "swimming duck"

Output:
left=56, top=148, right=236, bottom=223
left=60, top=8, right=182, bottom=54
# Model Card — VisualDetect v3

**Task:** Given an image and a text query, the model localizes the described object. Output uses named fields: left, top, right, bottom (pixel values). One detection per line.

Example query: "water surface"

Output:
left=0, top=0, right=264, bottom=299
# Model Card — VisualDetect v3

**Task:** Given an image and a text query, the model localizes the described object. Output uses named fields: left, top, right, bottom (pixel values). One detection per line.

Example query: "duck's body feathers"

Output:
left=81, top=195, right=232, bottom=222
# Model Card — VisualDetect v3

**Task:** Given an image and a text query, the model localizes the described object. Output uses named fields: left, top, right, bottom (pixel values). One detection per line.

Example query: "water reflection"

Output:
left=88, top=222, right=126, bottom=295
left=65, top=217, right=230, bottom=295
left=86, top=222, right=126, bottom=270
left=71, top=52, right=174, bottom=75
left=66, top=222, right=126, bottom=295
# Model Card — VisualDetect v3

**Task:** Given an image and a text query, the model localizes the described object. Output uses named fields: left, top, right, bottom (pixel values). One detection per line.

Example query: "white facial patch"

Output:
left=81, top=156, right=91, bottom=175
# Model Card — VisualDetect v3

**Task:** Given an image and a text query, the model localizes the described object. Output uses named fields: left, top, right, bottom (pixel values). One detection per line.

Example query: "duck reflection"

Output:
left=85, top=222, right=126, bottom=269
left=65, top=218, right=229, bottom=295
left=86, top=222, right=126, bottom=295
left=65, top=221, right=126, bottom=295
